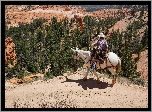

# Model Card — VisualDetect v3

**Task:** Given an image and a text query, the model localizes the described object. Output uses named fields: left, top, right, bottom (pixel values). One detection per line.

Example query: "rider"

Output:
left=90, top=33, right=108, bottom=68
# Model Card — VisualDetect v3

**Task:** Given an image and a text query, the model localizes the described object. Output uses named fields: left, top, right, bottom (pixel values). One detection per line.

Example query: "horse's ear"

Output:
left=76, top=47, right=79, bottom=50
left=71, top=48, right=75, bottom=52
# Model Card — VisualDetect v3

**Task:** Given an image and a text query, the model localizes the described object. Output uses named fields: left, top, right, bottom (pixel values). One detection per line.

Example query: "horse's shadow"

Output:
left=61, top=77, right=113, bottom=90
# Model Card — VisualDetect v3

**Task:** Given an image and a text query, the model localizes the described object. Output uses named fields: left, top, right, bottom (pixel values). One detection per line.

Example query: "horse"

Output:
left=71, top=47, right=121, bottom=85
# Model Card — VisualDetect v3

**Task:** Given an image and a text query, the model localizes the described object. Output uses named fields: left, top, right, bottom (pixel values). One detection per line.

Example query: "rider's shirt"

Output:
left=92, top=39, right=108, bottom=51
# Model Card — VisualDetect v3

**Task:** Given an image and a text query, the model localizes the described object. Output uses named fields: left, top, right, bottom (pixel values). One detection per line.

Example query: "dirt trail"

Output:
left=5, top=71, right=148, bottom=108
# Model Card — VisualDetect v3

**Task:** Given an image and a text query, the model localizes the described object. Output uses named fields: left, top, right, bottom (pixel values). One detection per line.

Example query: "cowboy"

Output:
left=90, top=33, right=108, bottom=70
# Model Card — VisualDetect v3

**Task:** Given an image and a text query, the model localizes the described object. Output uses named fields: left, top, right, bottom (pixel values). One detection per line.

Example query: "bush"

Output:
left=5, top=64, right=24, bottom=79
left=26, top=62, right=39, bottom=73
left=141, top=28, right=148, bottom=50
left=132, top=78, right=147, bottom=86
left=43, top=72, right=54, bottom=80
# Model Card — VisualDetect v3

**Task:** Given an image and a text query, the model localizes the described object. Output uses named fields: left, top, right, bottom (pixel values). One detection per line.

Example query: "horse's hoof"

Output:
left=112, top=80, right=116, bottom=85
left=83, top=77, right=87, bottom=81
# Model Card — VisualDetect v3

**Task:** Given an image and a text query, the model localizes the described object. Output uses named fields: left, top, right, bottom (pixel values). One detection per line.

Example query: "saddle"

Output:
left=90, top=49, right=107, bottom=71
left=95, top=50, right=107, bottom=64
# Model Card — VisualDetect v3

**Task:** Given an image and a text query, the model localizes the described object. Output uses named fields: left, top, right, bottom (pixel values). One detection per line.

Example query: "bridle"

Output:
left=74, top=51, right=79, bottom=60
left=74, top=51, right=88, bottom=62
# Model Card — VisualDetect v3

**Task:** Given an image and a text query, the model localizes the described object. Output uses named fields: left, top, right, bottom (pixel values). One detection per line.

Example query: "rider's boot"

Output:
left=91, top=61, right=96, bottom=71
left=90, top=56, right=95, bottom=71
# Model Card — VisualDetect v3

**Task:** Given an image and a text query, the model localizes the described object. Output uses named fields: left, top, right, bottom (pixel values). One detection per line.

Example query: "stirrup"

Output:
left=91, top=62, right=96, bottom=71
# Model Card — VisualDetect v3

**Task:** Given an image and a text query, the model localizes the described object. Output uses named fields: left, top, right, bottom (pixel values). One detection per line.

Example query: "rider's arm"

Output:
left=105, top=40, right=109, bottom=52
left=91, top=40, right=98, bottom=47
left=105, top=41, right=108, bottom=48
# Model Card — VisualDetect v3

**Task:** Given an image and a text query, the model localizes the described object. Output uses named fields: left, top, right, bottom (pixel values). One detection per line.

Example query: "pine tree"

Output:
left=107, top=29, right=123, bottom=56
left=141, top=27, right=148, bottom=49
left=118, top=28, right=141, bottom=80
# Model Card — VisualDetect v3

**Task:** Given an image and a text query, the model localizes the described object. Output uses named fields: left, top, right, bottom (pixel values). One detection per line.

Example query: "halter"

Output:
left=74, top=51, right=79, bottom=60
left=74, top=51, right=88, bottom=62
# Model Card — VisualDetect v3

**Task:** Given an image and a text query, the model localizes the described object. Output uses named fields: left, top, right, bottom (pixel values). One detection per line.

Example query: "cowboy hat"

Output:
left=97, top=33, right=105, bottom=38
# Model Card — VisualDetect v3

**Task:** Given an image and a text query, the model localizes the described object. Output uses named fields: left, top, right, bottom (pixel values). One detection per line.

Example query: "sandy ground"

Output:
left=5, top=70, right=148, bottom=108
left=137, top=50, right=148, bottom=82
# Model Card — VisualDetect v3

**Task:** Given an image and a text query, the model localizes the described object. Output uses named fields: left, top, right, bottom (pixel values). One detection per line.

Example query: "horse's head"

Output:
left=71, top=48, right=80, bottom=60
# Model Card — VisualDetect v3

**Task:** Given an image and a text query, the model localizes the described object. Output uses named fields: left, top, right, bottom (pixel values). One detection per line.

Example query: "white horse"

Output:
left=71, top=47, right=121, bottom=85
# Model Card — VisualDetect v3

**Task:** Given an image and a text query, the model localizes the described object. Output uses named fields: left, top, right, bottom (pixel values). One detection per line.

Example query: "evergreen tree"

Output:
left=141, top=28, right=148, bottom=49
left=107, top=29, right=123, bottom=56
left=5, top=14, right=145, bottom=83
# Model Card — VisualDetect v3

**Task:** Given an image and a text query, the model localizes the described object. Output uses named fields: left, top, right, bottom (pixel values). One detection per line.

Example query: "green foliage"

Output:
left=117, top=23, right=143, bottom=81
left=104, top=17, right=121, bottom=29
left=107, top=29, right=123, bottom=56
left=141, top=28, right=148, bottom=50
left=5, top=14, right=147, bottom=84
left=5, top=17, right=80, bottom=79
left=26, top=62, right=39, bottom=73
left=127, top=20, right=144, bottom=31
left=44, top=72, right=54, bottom=80
left=132, top=78, right=147, bottom=86
left=107, top=17, right=147, bottom=83
left=5, top=64, right=25, bottom=80
left=33, top=18, right=47, bottom=29
left=120, top=49, right=140, bottom=80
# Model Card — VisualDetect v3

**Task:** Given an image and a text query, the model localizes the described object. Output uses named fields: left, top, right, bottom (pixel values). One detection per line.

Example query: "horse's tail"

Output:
left=117, top=58, right=121, bottom=73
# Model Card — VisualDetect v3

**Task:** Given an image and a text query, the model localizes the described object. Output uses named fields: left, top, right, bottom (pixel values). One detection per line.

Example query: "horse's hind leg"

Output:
left=108, top=68, right=117, bottom=85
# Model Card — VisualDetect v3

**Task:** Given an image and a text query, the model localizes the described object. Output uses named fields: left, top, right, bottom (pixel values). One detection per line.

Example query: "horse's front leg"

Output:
left=83, top=67, right=89, bottom=81
left=93, top=69, right=100, bottom=83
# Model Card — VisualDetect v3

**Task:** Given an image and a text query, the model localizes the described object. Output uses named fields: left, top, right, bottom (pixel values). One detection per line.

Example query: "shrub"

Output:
left=141, top=28, right=148, bottom=50
left=43, top=72, right=54, bottom=80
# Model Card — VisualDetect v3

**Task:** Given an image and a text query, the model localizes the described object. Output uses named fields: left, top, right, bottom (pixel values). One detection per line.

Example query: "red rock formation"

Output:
left=5, top=37, right=17, bottom=67
left=74, top=15, right=84, bottom=32
left=63, top=5, right=70, bottom=11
